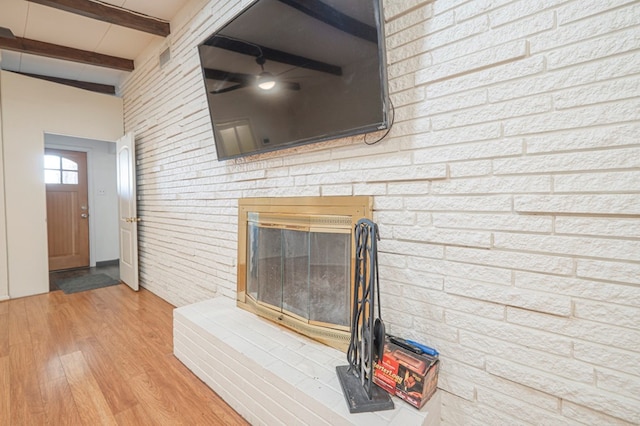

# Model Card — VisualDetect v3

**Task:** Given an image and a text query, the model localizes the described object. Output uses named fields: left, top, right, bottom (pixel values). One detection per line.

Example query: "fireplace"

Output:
left=237, top=196, right=373, bottom=351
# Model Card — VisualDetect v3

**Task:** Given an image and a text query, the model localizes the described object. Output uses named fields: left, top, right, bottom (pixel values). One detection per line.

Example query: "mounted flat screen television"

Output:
left=198, top=0, right=389, bottom=161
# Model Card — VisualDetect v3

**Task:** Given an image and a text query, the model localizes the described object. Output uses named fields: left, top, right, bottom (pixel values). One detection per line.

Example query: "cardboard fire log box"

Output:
left=373, top=340, right=439, bottom=409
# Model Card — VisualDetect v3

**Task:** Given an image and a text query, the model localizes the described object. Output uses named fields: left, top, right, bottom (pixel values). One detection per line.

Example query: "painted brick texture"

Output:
left=121, top=0, right=640, bottom=424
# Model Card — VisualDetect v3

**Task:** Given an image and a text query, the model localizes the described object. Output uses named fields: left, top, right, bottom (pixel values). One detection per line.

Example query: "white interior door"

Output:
left=116, top=132, right=139, bottom=291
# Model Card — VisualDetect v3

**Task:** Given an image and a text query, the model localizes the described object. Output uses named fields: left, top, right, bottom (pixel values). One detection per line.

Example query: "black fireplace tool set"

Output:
left=336, top=219, right=394, bottom=413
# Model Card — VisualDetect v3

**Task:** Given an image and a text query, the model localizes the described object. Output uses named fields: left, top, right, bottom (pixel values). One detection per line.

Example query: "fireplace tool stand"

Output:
left=336, top=219, right=394, bottom=413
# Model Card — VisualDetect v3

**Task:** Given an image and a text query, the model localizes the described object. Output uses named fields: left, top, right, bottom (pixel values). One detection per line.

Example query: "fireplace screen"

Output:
left=247, top=224, right=351, bottom=327
left=237, top=196, right=373, bottom=350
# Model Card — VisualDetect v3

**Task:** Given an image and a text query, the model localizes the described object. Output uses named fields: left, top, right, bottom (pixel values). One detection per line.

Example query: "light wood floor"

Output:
left=0, top=284, right=249, bottom=425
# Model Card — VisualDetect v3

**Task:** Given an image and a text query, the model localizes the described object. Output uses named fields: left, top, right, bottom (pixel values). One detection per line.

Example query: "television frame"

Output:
left=198, top=0, right=390, bottom=161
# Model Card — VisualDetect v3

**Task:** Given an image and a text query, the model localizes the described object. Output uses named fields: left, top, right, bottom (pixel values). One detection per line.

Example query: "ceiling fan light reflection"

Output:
left=257, top=72, right=276, bottom=90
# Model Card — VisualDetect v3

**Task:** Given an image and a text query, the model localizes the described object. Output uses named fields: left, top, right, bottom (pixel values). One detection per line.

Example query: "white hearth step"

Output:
left=174, top=297, right=440, bottom=426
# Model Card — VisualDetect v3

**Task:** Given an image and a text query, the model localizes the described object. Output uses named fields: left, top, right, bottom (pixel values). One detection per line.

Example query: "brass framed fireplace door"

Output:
left=237, top=196, right=373, bottom=351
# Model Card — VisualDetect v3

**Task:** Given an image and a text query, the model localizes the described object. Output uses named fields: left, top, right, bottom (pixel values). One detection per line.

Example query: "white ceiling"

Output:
left=0, top=0, right=192, bottom=88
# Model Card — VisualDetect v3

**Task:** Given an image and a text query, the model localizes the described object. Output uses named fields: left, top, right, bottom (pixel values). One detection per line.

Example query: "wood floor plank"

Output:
left=93, top=284, right=138, bottom=315
left=0, top=356, right=10, bottom=426
left=45, top=287, right=69, bottom=307
left=137, top=360, right=230, bottom=425
left=6, top=298, right=46, bottom=425
left=8, top=298, right=30, bottom=348
left=48, top=303, right=83, bottom=356
left=160, top=353, right=249, bottom=425
left=41, top=377, right=83, bottom=425
left=127, top=370, right=187, bottom=425
left=65, top=293, right=101, bottom=340
left=23, top=295, right=67, bottom=385
left=76, top=336, right=139, bottom=415
left=9, top=343, right=46, bottom=425
left=92, top=320, right=147, bottom=379
left=114, top=404, right=158, bottom=426
left=0, top=313, right=8, bottom=357
left=60, top=350, right=119, bottom=426
left=3, top=286, right=248, bottom=425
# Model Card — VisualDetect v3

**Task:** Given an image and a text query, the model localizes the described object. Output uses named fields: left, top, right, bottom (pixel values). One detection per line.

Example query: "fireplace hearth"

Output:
left=237, top=196, right=373, bottom=350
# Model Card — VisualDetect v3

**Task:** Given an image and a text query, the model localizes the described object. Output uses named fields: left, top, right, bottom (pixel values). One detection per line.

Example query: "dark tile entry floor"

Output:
left=49, top=264, right=120, bottom=292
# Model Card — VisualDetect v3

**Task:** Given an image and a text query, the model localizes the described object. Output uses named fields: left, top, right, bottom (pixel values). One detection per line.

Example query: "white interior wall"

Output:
left=122, top=0, right=640, bottom=424
left=44, top=134, right=119, bottom=265
left=0, top=71, right=123, bottom=298
left=0, top=70, right=7, bottom=300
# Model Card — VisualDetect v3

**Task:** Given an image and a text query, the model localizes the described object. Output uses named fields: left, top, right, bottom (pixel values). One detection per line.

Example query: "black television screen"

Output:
left=198, top=0, right=389, bottom=161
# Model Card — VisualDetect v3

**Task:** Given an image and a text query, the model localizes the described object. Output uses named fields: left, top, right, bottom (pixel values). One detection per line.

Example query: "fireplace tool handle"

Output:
left=336, top=219, right=393, bottom=413
left=347, top=219, right=382, bottom=396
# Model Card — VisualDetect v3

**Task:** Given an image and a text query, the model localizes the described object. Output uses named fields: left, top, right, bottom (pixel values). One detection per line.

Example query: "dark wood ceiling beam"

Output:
left=205, top=36, right=342, bottom=76
left=0, top=36, right=134, bottom=71
left=16, top=71, right=116, bottom=94
left=203, top=68, right=252, bottom=84
left=27, top=0, right=170, bottom=37
left=277, top=0, right=378, bottom=43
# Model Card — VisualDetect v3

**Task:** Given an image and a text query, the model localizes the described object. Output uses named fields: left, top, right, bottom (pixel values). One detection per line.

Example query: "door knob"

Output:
left=81, top=213, right=88, bottom=219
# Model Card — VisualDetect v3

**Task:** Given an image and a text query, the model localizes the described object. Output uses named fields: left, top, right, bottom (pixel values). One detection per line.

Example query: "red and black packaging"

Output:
left=373, top=340, right=439, bottom=409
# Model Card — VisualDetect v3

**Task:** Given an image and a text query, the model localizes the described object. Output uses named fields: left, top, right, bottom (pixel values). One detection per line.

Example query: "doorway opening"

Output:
left=44, top=134, right=121, bottom=290
left=43, top=133, right=139, bottom=292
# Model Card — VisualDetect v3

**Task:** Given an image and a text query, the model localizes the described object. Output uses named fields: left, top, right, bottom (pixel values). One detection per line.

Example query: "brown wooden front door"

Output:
left=45, top=149, right=90, bottom=271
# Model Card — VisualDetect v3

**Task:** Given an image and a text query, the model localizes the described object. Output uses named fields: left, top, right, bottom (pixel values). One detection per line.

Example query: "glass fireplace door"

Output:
left=246, top=222, right=351, bottom=329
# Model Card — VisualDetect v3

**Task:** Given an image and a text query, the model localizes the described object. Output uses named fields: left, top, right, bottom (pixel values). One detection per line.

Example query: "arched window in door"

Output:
left=44, top=154, right=79, bottom=184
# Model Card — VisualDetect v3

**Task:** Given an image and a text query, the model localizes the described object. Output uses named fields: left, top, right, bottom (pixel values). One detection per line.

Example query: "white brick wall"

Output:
left=121, top=0, right=640, bottom=424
